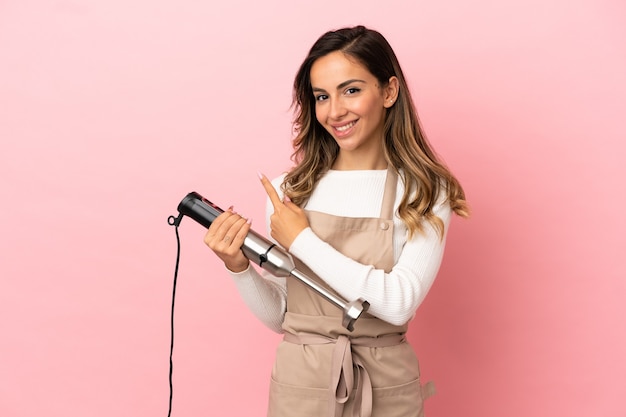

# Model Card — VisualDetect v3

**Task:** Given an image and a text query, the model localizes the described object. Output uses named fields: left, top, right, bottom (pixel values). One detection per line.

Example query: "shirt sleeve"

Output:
left=226, top=265, right=287, bottom=333
left=288, top=198, right=452, bottom=326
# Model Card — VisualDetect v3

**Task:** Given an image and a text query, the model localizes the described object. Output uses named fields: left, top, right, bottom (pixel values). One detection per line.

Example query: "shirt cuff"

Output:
left=225, top=263, right=251, bottom=276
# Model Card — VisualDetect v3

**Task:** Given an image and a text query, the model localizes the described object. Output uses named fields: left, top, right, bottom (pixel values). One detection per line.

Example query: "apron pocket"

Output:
left=268, top=376, right=329, bottom=417
left=371, top=378, right=425, bottom=417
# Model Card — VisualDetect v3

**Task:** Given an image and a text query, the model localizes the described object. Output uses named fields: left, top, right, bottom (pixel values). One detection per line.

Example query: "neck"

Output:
left=332, top=150, right=387, bottom=171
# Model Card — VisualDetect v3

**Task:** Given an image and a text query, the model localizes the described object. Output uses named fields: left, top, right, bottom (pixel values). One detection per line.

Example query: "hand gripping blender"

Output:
left=173, top=191, right=370, bottom=331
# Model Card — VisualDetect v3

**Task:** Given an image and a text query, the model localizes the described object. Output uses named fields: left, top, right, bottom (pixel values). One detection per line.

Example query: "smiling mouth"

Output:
left=334, top=120, right=357, bottom=132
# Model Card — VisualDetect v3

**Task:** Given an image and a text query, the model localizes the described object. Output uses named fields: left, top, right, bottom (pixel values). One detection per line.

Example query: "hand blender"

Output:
left=172, top=191, right=370, bottom=331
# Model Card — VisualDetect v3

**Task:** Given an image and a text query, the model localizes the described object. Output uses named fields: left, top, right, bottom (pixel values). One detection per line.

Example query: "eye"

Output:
left=315, top=94, right=328, bottom=102
left=345, top=87, right=361, bottom=95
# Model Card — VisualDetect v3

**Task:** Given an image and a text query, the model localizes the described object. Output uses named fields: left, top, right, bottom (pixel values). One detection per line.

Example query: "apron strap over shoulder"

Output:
left=379, top=168, right=398, bottom=220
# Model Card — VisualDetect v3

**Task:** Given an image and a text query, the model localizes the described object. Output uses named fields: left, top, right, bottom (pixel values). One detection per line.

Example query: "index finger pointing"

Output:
left=258, top=172, right=283, bottom=209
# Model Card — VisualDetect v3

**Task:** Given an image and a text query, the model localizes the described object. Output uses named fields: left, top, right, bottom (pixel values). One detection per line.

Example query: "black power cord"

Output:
left=166, top=214, right=183, bottom=417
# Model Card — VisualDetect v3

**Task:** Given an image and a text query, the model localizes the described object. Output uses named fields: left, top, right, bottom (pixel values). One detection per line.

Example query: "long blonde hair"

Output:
left=284, top=26, right=469, bottom=238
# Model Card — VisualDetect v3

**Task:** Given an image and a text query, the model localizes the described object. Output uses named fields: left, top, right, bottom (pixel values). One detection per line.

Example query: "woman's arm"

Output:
left=288, top=201, right=452, bottom=326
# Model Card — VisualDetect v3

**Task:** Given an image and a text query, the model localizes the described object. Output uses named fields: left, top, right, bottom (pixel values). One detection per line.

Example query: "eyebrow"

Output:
left=312, top=79, right=366, bottom=93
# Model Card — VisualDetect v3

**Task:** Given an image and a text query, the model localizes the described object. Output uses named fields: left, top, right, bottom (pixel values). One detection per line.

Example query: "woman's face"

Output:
left=310, top=51, right=397, bottom=169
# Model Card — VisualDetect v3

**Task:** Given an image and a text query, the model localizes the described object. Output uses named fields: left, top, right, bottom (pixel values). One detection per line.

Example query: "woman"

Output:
left=204, top=25, right=468, bottom=417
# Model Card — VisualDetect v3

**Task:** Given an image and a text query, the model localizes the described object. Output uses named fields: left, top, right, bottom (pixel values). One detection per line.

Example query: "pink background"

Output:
left=1, top=0, right=624, bottom=416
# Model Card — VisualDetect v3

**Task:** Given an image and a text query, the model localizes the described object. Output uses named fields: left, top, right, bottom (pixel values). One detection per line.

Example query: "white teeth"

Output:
left=335, top=121, right=356, bottom=132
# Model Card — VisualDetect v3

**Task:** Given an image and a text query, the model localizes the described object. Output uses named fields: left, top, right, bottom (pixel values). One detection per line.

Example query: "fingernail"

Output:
left=257, top=171, right=264, bottom=180
left=227, top=205, right=234, bottom=212
left=247, top=218, right=253, bottom=225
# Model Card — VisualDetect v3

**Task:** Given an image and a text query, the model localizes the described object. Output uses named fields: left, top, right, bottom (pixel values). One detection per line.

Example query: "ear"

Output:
left=383, top=76, right=399, bottom=108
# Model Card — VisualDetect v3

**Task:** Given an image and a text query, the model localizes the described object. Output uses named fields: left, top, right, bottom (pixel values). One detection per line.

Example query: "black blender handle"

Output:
left=176, top=192, right=224, bottom=229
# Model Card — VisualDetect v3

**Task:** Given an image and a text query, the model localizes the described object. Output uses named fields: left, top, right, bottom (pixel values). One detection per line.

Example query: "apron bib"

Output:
left=268, top=169, right=434, bottom=417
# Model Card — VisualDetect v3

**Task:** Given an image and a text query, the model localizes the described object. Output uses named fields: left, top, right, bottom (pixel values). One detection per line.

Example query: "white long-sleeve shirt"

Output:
left=227, top=169, right=452, bottom=333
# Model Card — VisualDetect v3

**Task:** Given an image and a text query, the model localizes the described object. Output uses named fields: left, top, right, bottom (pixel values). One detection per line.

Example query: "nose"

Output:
left=328, top=96, right=347, bottom=120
